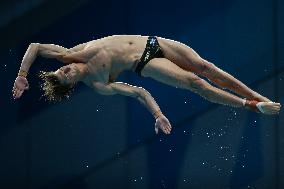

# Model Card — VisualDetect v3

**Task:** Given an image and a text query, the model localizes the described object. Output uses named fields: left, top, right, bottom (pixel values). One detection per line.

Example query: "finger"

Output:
left=165, top=127, right=170, bottom=133
left=276, top=105, right=281, bottom=109
left=15, top=90, right=21, bottom=99
left=12, top=85, right=17, bottom=93
left=165, top=127, right=171, bottom=133
left=165, top=128, right=170, bottom=134
left=162, top=126, right=168, bottom=132
left=166, top=129, right=171, bottom=134
left=13, top=91, right=16, bottom=98
left=163, top=128, right=168, bottom=134
left=13, top=89, right=18, bottom=99
left=17, top=90, right=24, bottom=98
left=162, top=128, right=168, bottom=134
left=155, top=126, right=158, bottom=134
left=16, top=89, right=23, bottom=99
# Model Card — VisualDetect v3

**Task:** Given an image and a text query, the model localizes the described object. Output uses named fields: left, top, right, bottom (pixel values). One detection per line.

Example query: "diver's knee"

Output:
left=198, top=59, right=215, bottom=74
left=189, top=57, right=213, bottom=75
left=188, top=77, right=209, bottom=92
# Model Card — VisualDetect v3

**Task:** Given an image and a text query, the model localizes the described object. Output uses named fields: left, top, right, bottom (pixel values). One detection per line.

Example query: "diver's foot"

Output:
left=245, top=100, right=281, bottom=115
left=256, top=102, right=281, bottom=115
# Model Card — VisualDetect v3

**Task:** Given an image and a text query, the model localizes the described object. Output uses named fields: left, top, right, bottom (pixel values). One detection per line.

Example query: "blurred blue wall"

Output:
left=0, top=0, right=283, bottom=189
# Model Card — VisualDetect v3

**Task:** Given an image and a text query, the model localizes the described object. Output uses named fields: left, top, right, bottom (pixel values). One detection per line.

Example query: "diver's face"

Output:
left=54, top=63, right=79, bottom=85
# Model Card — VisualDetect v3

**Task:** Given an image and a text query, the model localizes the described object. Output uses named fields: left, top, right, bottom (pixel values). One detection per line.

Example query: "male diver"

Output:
left=12, top=35, right=281, bottom=134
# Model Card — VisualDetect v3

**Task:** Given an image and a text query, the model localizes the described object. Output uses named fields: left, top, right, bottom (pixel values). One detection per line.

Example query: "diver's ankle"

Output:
left=244, top=99, right=261, bottom=113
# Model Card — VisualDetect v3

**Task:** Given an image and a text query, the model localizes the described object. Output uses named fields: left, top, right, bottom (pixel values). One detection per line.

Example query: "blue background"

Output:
left=0, top=0, right=283, bottom=189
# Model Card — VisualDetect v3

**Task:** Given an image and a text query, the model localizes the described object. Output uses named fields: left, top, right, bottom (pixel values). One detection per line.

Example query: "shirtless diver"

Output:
left=12, top=35, right=281, bottom=134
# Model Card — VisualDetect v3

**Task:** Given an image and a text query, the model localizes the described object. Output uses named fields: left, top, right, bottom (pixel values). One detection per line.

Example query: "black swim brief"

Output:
left=134, top=36, right=165, bottom=76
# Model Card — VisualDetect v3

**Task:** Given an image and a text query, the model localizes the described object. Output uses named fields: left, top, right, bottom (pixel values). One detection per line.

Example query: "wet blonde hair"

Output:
left=38, top=71, right=75, bottom=102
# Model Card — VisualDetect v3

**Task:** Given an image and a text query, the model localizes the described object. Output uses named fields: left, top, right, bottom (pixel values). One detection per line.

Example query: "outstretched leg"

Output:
left=197, top=58, right=271, bottom=102
left=142, top=58, right=245, bottom=108
left=141, top=58, right=280, bottom=114
left=157, top=37, right=271, bottom=102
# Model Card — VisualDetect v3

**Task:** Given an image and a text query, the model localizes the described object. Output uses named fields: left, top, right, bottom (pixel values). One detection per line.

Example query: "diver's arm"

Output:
left=93, top=81, right=172, bottom=134
left=13, top=43, right=70, bottom=99
left=18, top=42, right=89, bottom=74
left=18, top=43, right=69, bottom=74
left=94, top=82, right=161, bottom=118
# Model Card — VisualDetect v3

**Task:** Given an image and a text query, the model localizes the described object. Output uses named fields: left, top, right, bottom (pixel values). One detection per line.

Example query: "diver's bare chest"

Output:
left=85, top=61, right=111, bottom=83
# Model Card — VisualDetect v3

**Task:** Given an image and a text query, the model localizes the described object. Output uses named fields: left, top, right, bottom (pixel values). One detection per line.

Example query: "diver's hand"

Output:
left=155, top=114, right=172, bottom=134
left=12, top=76, right=29, bottom=99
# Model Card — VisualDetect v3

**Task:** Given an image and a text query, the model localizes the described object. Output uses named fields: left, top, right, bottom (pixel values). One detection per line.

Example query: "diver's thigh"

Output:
left=157, top=37, right=203, bottom=72
left=141, top=58, right=200, bottom=89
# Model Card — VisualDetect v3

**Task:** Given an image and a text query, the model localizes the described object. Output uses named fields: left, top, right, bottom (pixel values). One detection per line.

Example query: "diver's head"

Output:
left=55, top=63, right=81, bottom=84
left=38, top=63, right=86, bottom=102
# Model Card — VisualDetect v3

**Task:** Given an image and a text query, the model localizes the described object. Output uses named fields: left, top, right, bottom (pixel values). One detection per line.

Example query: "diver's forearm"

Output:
left=19, top=43, right=39, bottom=73
left=137, top=90, right=162, bottom=119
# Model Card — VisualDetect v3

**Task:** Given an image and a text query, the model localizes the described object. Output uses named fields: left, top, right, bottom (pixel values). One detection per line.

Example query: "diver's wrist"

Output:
left=244, top=99, right=260, bottom=113
left=153, top=110, right=162, bottom=119
left=18, top=69, right=28, bottom=78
